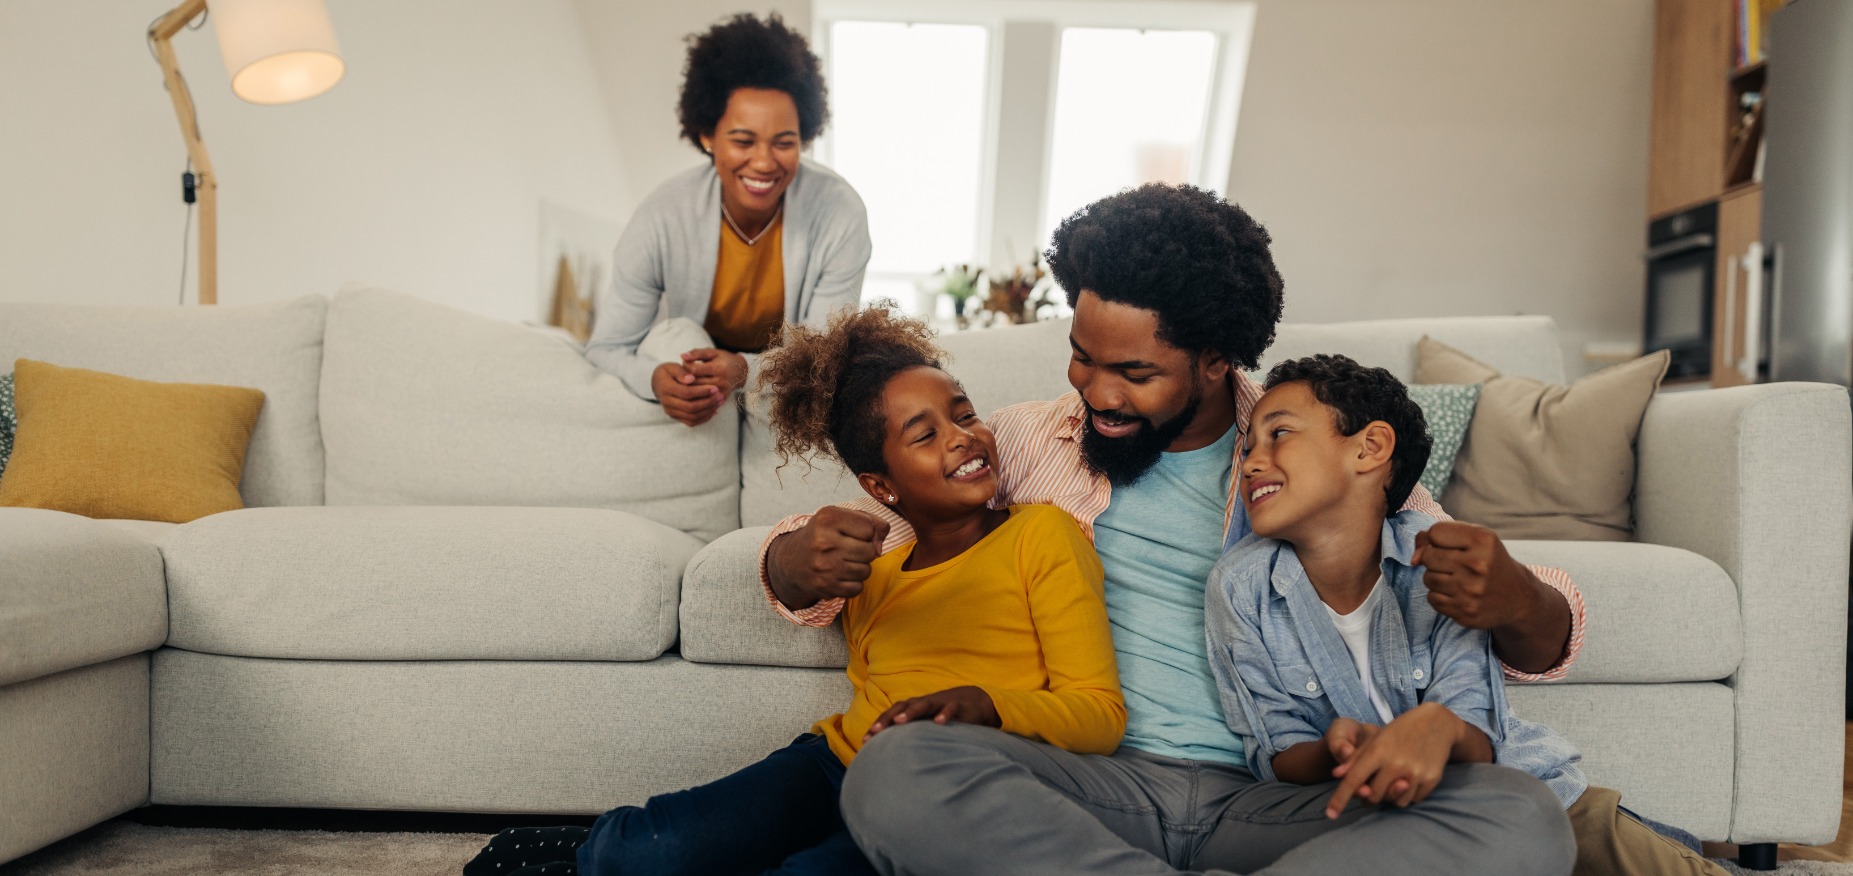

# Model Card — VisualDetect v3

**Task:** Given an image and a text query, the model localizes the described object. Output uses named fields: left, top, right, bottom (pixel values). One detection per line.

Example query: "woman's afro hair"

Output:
left=678, top=13, right=830, bottom=153
left=755, top=305, right=945, bottom=476
left=1046, top=183, right=1284, bottom=371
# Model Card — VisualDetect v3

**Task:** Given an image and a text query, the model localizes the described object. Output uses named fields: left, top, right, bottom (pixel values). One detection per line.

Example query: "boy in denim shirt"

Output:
left=1205, top=354, right=1724, bottom=876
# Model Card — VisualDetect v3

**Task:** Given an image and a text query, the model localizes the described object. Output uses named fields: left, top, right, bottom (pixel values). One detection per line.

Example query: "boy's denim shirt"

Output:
left=1204, top=509, right=1588, bottom=808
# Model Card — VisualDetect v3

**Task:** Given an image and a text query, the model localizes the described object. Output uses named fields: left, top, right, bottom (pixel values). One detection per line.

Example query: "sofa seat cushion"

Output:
left=161, top=506, right=703, bottom=661
left=681, top=528, right=1742, bottom=683
left=1507, top=540, right=1741, bottom=683
left=0, top=509, right=166, bottom=687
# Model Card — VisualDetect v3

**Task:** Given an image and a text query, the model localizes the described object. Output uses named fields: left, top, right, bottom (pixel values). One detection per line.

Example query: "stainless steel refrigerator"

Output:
left=1765, top=0, right=1853, bottom=386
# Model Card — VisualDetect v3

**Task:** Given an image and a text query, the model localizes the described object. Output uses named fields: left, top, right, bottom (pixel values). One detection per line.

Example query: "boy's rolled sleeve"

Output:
left=1205, top=573, right=1323, bottom=781
left=1415, top=613, right=1504, bottom=745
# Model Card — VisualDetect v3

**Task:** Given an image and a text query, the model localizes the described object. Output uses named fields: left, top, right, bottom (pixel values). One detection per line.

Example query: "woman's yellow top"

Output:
left=813, top=504, right=1126, bottom=766
left=704, top=213, right=785, bottom=353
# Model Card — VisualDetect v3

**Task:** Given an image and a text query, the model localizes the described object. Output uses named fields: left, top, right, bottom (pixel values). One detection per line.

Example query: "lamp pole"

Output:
left=149, top=0, right=218, bottom=306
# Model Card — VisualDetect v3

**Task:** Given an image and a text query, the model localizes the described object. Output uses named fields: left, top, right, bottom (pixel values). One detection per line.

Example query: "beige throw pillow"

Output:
left=1415, top=337, right=1669, bottom=541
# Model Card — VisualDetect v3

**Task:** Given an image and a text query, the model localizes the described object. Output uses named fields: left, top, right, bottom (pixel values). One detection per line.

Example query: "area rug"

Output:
left=5, top=821, right=1851, bottom=875
left=0, top=822, right=491, bottom=876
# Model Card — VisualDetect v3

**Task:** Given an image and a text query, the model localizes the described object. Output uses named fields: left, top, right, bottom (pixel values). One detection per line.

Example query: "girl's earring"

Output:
left=886, top=495, right=897, bottom=504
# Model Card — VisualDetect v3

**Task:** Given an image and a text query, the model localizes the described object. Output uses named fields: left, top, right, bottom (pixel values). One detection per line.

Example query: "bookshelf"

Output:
left=1647, top=0, right=1784, bottom=387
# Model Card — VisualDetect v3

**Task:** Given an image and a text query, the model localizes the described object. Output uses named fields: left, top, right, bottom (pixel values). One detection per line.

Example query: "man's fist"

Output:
left=767, top=505, right=892, bottom=609
left=1414, top=520, right=1534, bottom=630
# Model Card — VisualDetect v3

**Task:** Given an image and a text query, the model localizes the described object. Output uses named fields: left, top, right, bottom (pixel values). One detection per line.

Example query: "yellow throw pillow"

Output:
left=0, top=359, right=265, bottom=523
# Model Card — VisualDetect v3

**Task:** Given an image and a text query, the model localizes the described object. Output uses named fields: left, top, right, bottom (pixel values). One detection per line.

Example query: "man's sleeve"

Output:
left=1400, top=485, right=1588, bottom=682
left=755, top=496, right=913, bottom=627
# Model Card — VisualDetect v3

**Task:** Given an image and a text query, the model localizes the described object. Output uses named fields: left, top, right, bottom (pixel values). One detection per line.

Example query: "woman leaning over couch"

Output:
left=585, top=13, right=871, bottom=427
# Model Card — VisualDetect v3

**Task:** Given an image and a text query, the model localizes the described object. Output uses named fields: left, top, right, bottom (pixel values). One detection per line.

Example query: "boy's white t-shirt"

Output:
left=1323, top=576, right=1396, bottom=724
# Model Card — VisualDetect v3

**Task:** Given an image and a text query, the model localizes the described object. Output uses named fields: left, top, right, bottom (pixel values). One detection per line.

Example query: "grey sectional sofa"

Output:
left=2, top=286, right=1847, bottom=866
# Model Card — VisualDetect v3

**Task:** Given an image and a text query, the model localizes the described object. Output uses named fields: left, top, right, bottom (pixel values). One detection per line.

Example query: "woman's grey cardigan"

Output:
left=585, top=158, right=872, bottom=400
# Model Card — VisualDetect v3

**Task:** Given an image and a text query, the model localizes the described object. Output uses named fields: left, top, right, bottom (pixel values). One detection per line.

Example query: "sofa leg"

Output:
left=1737, top=843, right=1778, bottom=871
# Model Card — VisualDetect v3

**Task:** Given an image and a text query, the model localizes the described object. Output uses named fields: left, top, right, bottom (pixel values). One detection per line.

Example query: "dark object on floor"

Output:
left=463, top=827, right=587, bottom=876
left=1741, top=843, right=1779, bottom=871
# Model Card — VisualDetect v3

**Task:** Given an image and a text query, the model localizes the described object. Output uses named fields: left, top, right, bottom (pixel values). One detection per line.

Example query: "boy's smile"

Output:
left=1241, top=381, right=1364, bottom=543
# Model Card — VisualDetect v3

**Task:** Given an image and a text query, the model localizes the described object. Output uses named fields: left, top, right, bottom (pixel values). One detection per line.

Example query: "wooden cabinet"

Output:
left=1711, top=184, right=1763, bottom=387
left=1648, top=0, right=1732, bottom=217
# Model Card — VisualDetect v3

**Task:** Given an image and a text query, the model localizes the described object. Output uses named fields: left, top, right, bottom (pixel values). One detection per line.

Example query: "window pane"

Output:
left=825, top=21, right=990, bottom=294
left=1041, top=28, right=1218, bottom=242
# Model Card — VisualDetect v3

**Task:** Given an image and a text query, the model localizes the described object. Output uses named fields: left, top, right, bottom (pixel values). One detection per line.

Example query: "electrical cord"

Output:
left=179, top=162, right=194, bottom=305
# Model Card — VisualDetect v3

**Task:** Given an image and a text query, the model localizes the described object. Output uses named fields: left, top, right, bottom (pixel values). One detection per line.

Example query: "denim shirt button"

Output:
left=1412, top=669, right=1425, bottom=680
left=1305, top=680, right=1319, bottom=693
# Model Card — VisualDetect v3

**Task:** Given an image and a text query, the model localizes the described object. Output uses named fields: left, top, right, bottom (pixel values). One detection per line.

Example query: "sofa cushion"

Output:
left=0, top=296, right=327, bottom=508
left=1507, top=540, right=1741, bottom=683
left=319, top=285, right=739, bottom=542
left=680, top=527, right=849, bottom=668
left=0, top=509, right=167, bottom=687
left=161, top=506, right=703, bottom=661
left=1262, top=315, right=1566, bottom=384
left=1, top=360, right=265, bottom=523
left=681, top=527, right=1741, bottom=683
left=1420, top=339, right=1669, bottom=542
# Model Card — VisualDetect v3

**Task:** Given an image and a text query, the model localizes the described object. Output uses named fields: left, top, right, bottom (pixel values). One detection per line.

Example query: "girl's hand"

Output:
left=681, top=348, right=750, bottom=394
left=1324, top=703, right=1461, bottom=817
left=863, top=686, right=1000, bottom=742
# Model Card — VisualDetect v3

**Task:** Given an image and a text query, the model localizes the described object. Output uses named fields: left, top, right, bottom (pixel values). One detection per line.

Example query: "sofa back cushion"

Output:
left=0, top=296, right=327, bottom=507
left=319, top=285, right=739, bottom=542
left=737, top=314, right=1564, bottom=526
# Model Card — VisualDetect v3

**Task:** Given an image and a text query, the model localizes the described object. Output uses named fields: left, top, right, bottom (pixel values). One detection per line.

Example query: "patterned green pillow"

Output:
left=1408, top=383, right=1481, bottom=501
left=0, top=372, right=13, bottom=482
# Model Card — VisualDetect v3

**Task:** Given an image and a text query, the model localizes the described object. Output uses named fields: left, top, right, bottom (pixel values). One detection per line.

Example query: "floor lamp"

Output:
left=148, top=0, right=344, bottom=305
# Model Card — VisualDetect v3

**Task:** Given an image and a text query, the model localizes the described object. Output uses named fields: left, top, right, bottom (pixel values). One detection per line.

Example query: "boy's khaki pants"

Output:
left=1571, top=786, right=1729, bottom=876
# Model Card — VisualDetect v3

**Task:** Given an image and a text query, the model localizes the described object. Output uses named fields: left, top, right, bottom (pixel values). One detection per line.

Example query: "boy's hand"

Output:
left=863, top=686, right=1000, bottom=741
left=1323, top=717, right=1381, bottom=765
left=1325, top=703, right=1460, bottom=817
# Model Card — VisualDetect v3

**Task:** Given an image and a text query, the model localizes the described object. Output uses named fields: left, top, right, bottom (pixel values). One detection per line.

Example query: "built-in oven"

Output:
left=1643, top=201, right=1718, bottom=381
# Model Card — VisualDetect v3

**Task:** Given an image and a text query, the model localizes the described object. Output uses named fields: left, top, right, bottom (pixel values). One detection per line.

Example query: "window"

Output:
left=815, top=1, right=1256, bottom=313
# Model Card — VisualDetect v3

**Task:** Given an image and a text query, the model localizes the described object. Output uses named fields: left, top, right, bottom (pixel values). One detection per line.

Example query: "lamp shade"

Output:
left=210, top=0, right=344, bottom=105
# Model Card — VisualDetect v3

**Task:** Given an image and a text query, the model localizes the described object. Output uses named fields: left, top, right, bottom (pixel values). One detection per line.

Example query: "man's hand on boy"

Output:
left=1323, top=717, right=1380, bottom=765
left=768, top=506, right=891, bottom=609
left=1325, top=703, right=1460, bottom=818
left=1414, top=521, right=1572, bottom=675
left=863, top=686, right=1000, bottom=742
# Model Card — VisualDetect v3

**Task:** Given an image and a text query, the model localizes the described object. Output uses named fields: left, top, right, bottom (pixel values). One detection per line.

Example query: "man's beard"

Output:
left=1078, top=386, right=1204, bottom=487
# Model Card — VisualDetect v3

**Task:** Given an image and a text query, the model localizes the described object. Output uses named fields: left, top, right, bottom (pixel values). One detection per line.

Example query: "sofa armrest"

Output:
left=1634, top=382, right=1851, bottom=845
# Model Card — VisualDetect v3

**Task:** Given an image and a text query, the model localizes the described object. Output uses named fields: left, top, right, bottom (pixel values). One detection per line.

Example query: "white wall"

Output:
left=0, top=0, right=633, bottom=321
left=1229, top=0, right=1654, bottom=373
left=573, top=0, right=810, bottom=201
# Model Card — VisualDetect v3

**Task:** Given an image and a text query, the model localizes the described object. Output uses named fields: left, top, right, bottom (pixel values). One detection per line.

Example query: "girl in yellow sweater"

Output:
left=465, top=307, right=1123, bottom=876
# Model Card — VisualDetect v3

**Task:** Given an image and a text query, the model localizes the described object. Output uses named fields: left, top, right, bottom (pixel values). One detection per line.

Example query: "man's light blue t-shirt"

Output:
left=1091, top=421, right=1248, bottom=766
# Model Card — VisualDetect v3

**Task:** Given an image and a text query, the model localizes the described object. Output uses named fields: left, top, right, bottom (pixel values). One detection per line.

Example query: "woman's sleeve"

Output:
left=982, top=511, right=1126, bottom=755
left=585, top=205, right=672, bottom=401
left=796, top=183, right=872, bottom=329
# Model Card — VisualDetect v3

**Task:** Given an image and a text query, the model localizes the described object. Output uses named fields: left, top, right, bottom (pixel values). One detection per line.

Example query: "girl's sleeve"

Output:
left=981, top=511, right=1126, bottom=755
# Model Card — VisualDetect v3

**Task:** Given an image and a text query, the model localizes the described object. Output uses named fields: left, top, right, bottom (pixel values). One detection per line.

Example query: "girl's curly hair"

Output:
left=678, top=13, right=830, bottom=153
left=755, top=305, right=945, bottom=476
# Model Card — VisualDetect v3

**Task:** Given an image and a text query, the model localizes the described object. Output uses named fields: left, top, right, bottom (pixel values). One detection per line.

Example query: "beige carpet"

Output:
left=0, top=822, right=492, bottom=876
left=5, top=821, right=1853, bottom=875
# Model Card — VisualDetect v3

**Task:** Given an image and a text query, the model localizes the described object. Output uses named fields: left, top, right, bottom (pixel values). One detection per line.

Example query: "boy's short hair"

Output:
left=1262, top=354, right=1432, bottom=515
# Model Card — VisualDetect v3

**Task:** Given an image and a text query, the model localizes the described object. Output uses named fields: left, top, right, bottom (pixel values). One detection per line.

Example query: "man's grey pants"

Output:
left=840, top=723, right=1575, bottom=876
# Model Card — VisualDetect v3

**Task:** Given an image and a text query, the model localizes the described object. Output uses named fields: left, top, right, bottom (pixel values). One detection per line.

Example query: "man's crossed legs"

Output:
left=841, top=723, right=1575, bottom=876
